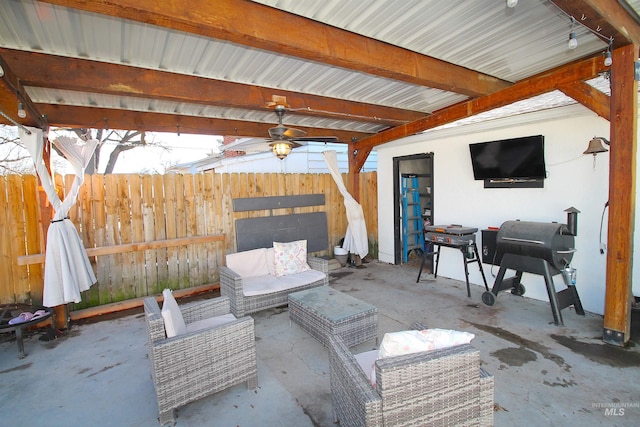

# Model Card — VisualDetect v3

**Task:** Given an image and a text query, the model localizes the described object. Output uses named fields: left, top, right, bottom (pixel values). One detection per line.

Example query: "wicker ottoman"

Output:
left=288, top=286, right=378, bottom=348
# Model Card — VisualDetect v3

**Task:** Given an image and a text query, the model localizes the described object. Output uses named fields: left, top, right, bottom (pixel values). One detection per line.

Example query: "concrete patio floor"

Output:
left=1, top=260, right=639, bottom=426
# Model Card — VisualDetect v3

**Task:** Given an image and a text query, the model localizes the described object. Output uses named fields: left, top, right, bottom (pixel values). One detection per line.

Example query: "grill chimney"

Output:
left=564, top=207, right=580, bottom=236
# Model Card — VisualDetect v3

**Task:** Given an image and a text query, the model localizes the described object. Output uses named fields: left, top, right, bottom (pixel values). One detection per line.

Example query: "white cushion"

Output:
left=242, top=269, right=326, bottom=296
left=186, top=313, right=237, bottom=333
left=378, top=329, right=475, bottom=359
left=161, top=289, right=186, bottom=338
left=265, top=247, right=276, bottom=276
left=226, top=248, right=270, bottom=278
left=354, top=350, right=378, bottom=387
left=273, top=240, right=311, bottom=277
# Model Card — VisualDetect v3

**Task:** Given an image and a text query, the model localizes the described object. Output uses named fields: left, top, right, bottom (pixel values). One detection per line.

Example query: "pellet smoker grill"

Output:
left=482, top=208, right=585, bottom=325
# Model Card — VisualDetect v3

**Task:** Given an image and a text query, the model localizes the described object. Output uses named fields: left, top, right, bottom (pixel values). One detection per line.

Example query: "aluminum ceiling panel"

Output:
left=626, top=0, right=640, bottom=15
left=0, top=0, right=456, bottom=115
left=253, top=0, right=609, bottom=82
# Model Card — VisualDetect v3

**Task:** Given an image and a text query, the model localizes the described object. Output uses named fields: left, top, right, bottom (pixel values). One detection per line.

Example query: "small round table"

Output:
left=0, top=303, right=53, bottom=358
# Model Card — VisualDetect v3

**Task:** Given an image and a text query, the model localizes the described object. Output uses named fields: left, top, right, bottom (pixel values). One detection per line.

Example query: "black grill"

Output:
left=482, top=211, right=585, bottom=326
left=497, top=220, right=575, bottom=271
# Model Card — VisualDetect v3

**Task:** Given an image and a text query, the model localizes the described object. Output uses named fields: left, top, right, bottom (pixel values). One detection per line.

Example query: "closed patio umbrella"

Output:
left=322, top=150, right=368, bottom=258
left=19, top=127, right=98, bottom=307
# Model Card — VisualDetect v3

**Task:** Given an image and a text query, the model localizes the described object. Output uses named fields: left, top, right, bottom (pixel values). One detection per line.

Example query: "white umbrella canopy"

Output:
left=322, top=150, right=369, bottom=258
left=19, top=127, right=98, bottom=307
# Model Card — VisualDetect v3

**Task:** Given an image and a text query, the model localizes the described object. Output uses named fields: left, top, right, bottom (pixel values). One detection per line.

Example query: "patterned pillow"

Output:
left=273, top=240, right=312, bottom=277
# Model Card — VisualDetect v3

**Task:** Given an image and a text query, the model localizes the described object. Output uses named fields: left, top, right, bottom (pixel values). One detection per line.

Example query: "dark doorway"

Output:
left=392, top=153, right=434, bottom=265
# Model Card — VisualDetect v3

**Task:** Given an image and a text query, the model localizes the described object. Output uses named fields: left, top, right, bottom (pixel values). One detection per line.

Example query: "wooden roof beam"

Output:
left=558, top=80, right=610, bottom=120
left=35, top=104, right=371, bottom=142
left=552, top=0, right=640, bottom=48
left=352, top=56, right=610, bottom=158
left=41, top=0, right=512, bottom=98
left=0, top=54, right=46, bottom=129
left=0, top=49, right=425, bottom=128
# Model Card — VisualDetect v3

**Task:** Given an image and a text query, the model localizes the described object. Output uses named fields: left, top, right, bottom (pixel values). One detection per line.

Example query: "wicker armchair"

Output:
left=328, top=334, right=494, bottom=427
left=220, top=256, right=329, bottom=317
left=143, top=296, right=258, bottom=425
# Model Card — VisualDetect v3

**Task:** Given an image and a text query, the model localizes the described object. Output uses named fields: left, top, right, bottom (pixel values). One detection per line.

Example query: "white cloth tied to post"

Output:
left=19, top=127, right=98, bottom=307
left=322, top=150, right=369, bottom=258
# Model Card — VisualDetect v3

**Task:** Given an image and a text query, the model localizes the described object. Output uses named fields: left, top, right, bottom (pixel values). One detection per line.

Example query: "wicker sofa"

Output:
left=143, top=295, right=258, bottom=425
left=328, top=334, right=494, bottom=427
left=220, top=245, right=329, bottom=317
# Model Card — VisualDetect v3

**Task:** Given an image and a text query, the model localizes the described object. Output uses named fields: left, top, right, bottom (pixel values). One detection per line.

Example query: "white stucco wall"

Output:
left=376, top=103, right=635, bottom=316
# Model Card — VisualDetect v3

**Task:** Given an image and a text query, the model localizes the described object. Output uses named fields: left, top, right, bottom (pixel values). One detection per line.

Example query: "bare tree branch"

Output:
left=2, top=125, right=170, bottom=175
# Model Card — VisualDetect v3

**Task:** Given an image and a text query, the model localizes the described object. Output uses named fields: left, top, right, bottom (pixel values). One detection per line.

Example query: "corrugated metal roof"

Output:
left=254, top=0, right=607, bottom=82
left=0, top=0, right=628, bottom=140
left=0, top=0, right=467, bottom=117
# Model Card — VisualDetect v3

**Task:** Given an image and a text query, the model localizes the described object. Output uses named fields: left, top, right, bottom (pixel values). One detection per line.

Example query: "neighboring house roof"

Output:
left=168, top=142, right=377, bottom=174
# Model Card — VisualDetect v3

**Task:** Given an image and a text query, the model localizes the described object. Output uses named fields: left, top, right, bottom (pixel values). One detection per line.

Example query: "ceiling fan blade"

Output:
left=292, top=136, right=340, bottom=143
left=282, top=127, right=307, bottom=139
left=268, top=125, right=288, bottom=139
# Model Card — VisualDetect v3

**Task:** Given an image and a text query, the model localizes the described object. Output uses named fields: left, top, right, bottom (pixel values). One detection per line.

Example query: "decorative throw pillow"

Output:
left=161, top=289, right=187, bottom=338
left=273, top=240, right=312, bottom=277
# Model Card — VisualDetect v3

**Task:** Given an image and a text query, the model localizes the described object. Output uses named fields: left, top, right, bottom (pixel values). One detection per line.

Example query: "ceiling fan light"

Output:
left=270, top=140, right=292, bottom=159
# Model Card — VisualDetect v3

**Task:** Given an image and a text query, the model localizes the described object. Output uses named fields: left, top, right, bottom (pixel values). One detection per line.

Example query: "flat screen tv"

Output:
left=469, top=135, right=546, bottom=181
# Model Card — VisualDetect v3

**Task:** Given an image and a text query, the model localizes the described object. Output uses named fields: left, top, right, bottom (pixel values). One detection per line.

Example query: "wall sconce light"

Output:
left=17, top=102, right=26, bottom=118
left=270, top=140, right=292, bottom=160
left=584, top=136, right=609, bottom=168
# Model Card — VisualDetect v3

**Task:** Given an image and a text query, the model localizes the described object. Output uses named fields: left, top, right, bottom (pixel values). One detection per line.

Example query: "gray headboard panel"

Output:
left=233, top=195, right=329, bottom=253
left=235, top=212, right=328, bottom=253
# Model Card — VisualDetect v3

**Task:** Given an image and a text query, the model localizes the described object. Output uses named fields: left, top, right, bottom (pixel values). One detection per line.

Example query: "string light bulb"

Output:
left=568, top=17, right=578, bottom=49
left=17, top=102, right=26, bottom=118
left=604, top=39, right=613, bottom=67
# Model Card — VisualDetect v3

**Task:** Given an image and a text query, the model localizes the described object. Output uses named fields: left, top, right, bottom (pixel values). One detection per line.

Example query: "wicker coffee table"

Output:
left=288, top=286, right=378, bottom=348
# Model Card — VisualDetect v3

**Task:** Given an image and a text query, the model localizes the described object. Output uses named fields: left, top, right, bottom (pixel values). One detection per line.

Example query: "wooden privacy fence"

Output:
left=0, top=171, right=378, bottom=310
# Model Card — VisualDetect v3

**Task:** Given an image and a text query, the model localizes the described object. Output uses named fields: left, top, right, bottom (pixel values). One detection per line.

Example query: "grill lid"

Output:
left=497, top=220, right=575, bottom=269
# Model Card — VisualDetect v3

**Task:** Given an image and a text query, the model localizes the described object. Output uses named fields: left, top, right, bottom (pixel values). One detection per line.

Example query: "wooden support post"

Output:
left=603, top=44, right=638, bottom=346
left=348, top=144, right=372, bottom=202
left=348, top=145, right=359, bottom=202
